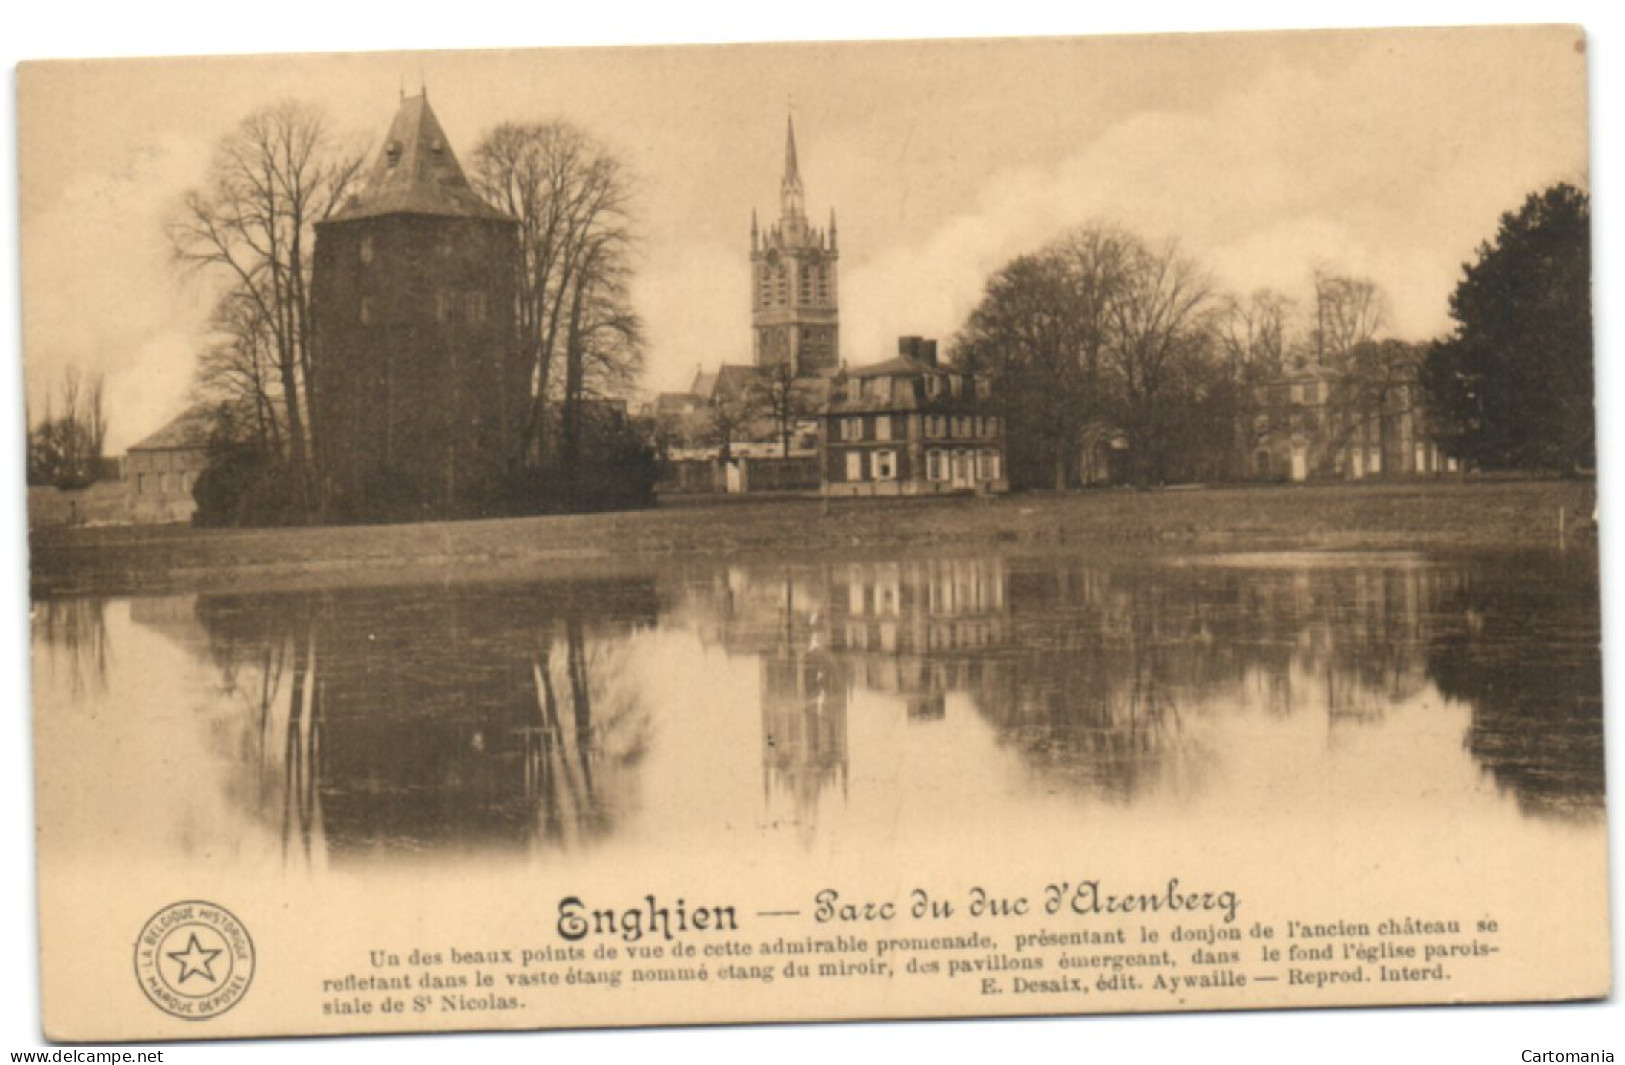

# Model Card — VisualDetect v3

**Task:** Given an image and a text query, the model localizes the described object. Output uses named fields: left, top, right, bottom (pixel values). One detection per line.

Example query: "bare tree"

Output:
left=1312, top=268, right=1388, bottom=366
left=192, top=285, right=285, bottom=458
left=1217, top=289, right=1295, bottom=467
left=705, top=387, right=755, bottom=464
left=954, top=224, right=1132, bottom=489
left=1217, top=289, right=1292, bottom=380
left=28, top=366, right=109, bottom=488
left=169, top=101, right=366, bottom=513
left=748, top=359, right=816, bottom=457
left=471, top=122, right=641, bottom=479
left=1106, top=238, right=1214, bottom=484
left=557, top=237, right=644, bottom=506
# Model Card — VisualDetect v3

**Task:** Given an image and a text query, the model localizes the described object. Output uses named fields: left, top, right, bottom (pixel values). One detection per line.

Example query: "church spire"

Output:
left=785, top=113, right=800, bottom=184
left=781, top=112, right=805, bottom=223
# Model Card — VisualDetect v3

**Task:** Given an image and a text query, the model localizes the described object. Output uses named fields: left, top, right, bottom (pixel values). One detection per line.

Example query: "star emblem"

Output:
left=166, top=932, right=223, bottom=985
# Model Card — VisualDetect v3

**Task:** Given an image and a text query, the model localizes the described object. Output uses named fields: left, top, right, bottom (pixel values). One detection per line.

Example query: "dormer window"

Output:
left=385, top=141, right=402, bottom=168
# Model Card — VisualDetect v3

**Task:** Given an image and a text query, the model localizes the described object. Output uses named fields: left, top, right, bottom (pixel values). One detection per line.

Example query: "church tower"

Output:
left=751, top=115, right=839, bottom=377
left=311, top=92, right=524, bottom=520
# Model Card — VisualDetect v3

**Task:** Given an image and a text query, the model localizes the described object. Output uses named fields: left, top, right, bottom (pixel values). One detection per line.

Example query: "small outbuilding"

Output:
left=124, top=407, right=214, bottom=524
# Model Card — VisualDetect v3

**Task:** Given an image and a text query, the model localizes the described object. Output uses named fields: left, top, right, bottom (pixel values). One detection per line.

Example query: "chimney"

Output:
left=922, top=339, right=938, bottom=367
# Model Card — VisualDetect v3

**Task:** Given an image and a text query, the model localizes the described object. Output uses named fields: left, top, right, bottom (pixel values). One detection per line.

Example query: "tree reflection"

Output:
left=32, top=597, right=110, bottom=696
left=191, top=579, right=658, bottom=864
left=1425, top=552, right=1605, bottom=819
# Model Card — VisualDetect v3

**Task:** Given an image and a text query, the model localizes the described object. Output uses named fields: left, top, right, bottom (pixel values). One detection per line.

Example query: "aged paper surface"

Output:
left=11, top=19, right=1617, bottom=1053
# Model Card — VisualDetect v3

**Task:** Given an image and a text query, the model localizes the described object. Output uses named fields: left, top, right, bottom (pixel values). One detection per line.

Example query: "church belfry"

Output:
left=752, top=115, right=839, bottom=377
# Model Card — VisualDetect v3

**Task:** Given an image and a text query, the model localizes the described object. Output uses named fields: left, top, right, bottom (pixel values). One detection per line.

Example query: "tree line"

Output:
left=949, top=182, right=1592, bottom=489
left=950, top=226, right=1409, bottom=488
left=171, top=101, right=648, bottom=523
left=27, top=366, right=110, bottom=489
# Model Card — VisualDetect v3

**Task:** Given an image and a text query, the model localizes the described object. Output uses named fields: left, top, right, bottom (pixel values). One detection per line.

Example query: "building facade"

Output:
left=822, top=337, right=1009, bottom=497
left=311, top=92, right=525, bottom=520
left=123, top=407, right=213, bottom=524
left=751, top=116, right=839, bottom=377
left=1250, top=360, right=1456, bottom=482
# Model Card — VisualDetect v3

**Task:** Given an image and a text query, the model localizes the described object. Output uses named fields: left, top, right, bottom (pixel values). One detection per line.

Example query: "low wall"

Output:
left=659, top=456, right=820, bottom=495
left=26, top=482, right=138, bottom=528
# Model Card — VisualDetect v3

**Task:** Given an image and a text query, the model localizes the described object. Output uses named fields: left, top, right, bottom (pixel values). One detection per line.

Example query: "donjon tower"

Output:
left=751, top=116, right=839, bottom=376
left=311, top=92, right=524, bottom=520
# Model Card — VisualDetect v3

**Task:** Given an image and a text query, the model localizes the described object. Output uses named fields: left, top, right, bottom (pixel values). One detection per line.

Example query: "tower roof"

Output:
left=331, top=93, right=509, bottom=223
left=784, top=114, right=801, bottom=187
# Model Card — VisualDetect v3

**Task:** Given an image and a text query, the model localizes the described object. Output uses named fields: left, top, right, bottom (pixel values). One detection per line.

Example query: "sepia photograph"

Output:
left=4, top=4, right=1621, bottom=1062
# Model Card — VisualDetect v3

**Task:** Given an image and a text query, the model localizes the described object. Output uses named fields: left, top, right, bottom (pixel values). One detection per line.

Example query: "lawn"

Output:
left=27, top=478, right=1598, bottom=597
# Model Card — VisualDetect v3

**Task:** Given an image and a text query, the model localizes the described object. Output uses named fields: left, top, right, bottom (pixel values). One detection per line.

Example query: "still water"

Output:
left=31, top=549, right=1604, bottom=876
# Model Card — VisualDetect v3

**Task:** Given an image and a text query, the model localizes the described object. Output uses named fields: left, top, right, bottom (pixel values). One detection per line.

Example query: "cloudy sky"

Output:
left=18, top=26, right=1587, bottom=452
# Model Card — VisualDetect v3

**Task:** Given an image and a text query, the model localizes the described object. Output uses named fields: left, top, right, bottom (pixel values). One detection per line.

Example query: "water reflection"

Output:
left=32, top=598, right=110, bottom=696
left=184, top=580, right=659, bottom=863
left=31, top=549, right=1604, bottom=868
left=1423, top=554, right=1606, bottom=819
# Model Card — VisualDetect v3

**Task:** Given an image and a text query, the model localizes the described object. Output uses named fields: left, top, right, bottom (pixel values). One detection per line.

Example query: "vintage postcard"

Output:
left=16, top=24, right=1608, bottom=1044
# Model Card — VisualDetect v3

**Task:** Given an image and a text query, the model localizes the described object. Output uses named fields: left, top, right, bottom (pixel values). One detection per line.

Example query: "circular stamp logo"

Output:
left=133, top=900, right=256, bottom=1021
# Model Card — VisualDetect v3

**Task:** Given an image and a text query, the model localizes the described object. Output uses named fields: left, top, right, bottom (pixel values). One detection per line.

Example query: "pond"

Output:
left=31, top=547, right=1603, bottom=878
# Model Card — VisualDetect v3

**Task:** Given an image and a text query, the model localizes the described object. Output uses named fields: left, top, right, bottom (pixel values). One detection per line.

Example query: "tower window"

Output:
left=360, top=298, right=373, bottom=326
left=359, top=234, right=375, bottom=264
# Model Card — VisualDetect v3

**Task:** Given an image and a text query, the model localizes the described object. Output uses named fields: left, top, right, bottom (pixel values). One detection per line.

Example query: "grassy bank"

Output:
left=27, top=478, right=1597, bottom=597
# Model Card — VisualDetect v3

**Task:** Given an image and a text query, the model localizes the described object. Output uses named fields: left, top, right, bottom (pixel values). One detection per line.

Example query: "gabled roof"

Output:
left=128, top=407, right=214, bottom=452
left=655, top=392, right=703, bottom=415
left=690, top=363, right=763, bottom=402
left=329, top=93, right=509, bottom=223
left=844, top=355, right=946, bottom=379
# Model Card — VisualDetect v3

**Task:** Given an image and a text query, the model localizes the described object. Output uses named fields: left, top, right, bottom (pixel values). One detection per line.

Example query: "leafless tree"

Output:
left=28, top=366, right=109, bottom=488
left=1217, top=289, right=1293, bottom=381
left=192, top=285, right=285, bottom=458
left=471, top=122, right=642, bottom=478
left=748, top=359, right=816, bottom=457
left=705, top=387, right=755, bottom=464
left=954, top=223, right=1133, bottom=489
left=1106, top=238, right=1214, bottom=484
left=1312, top=268, right=1388, bottom=366
left=557, top=237, right=644, bottom=505
left=1217, top=289, right=1295, bottom=462
left=169, top=101, right=366, bottom=513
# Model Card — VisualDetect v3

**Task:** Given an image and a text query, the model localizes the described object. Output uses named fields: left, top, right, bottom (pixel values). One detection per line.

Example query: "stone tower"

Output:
left=311, top=91, right=524, bottom=520
left=751, top=115, right=839, bottom=377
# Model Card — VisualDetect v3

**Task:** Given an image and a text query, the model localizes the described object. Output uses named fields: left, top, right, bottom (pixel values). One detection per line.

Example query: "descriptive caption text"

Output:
left=316, top=878, right=1503, bottom=1018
